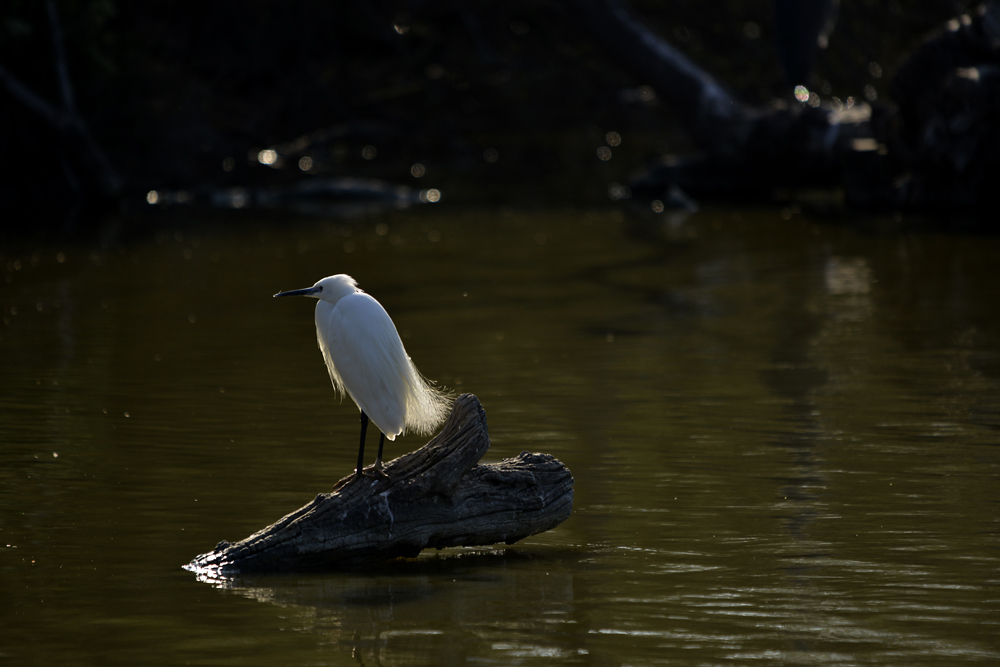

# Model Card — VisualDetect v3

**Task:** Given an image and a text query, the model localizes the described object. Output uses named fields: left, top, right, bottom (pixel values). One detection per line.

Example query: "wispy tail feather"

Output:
left=402, top=357, right=453, bottom=436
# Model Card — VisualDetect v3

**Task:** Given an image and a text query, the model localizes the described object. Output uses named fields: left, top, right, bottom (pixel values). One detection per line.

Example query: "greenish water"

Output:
left=2, top=206, right=998, bottom=666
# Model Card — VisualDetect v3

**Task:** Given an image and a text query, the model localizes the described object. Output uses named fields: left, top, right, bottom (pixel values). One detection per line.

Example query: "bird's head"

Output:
left=273, top=274, right=358, bottom=303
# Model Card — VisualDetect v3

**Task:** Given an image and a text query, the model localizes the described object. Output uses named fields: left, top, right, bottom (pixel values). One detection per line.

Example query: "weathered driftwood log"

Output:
left=186, top=394, right=573, bottom=573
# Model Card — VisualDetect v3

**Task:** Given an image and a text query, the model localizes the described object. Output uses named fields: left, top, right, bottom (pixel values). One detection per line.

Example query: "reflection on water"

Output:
left=1, top=207, right=998, bottom=666
left=199, top=550, right=580, bottom=665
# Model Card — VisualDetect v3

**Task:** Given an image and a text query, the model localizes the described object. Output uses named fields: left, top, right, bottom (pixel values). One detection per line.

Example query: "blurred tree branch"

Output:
left=0, top=0, right=120, bottom=200
left=574, top=0, right=755, bottom=160
left=575, top=0, right=864, bottom=194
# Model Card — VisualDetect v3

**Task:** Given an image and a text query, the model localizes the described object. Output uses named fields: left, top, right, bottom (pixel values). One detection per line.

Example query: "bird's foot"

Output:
left=332, top=464, right=388, bottom=491
left=362, top=460, right=390, bottom=480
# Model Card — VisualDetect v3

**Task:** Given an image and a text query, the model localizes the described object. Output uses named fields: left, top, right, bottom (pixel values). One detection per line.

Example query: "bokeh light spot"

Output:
left=607, top=183, right=631, bottom=200
left=956, top=67, right=980, bottom=81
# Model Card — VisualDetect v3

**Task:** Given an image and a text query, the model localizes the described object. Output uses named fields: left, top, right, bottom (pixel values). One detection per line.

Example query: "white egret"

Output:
left=273, top=274, right=451, bottom=481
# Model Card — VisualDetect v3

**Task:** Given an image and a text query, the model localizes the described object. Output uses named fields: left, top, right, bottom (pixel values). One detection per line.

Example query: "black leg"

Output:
left=356, top=411, right=369, bottom=477
left=374, top=432, right=386, bottom=470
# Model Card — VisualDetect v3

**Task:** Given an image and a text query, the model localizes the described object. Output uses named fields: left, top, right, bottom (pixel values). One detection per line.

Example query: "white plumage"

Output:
left=274, top=274, right=450, bottom=478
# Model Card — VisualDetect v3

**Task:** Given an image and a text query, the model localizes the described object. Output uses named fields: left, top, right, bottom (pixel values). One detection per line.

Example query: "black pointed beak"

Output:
left=273, top=286, right=321, bottom=298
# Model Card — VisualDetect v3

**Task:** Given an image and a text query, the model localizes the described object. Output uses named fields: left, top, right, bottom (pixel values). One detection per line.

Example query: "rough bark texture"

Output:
left=185, top=394, right=574, bottom=574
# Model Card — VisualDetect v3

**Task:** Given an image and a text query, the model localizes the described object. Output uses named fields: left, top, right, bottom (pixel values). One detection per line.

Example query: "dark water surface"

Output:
left=2, top=206, right=998, bottom=666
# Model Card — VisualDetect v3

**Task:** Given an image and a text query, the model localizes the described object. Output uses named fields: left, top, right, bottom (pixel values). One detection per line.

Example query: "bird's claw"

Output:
left=331, top=470, right=373, bottom=492
left=334, top=466, right=389, bottom=490
left=361, top=465, right=390, bottom=480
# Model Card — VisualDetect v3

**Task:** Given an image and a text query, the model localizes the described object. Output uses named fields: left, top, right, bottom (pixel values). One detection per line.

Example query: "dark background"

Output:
left=0, top=0, right=977, bottom=216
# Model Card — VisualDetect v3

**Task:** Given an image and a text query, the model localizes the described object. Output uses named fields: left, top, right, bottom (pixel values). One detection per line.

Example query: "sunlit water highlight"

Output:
left=1, top=206, right=998, bottom=666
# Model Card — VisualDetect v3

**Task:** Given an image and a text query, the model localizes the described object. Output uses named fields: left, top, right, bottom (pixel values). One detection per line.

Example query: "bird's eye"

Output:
left=317, top=286, right=323, bottom=292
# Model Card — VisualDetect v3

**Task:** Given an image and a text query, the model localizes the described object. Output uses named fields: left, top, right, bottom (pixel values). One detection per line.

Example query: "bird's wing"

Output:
left=317, top=292, right=408, bottom=438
